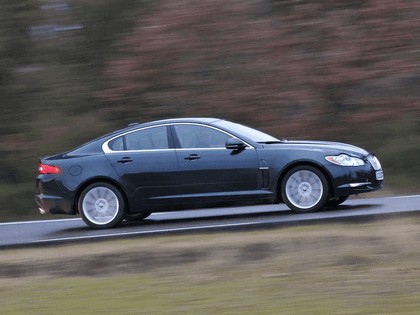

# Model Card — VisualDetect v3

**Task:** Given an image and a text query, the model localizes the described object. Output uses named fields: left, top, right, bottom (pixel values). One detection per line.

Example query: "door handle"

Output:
left=117, top=157, right=133, bottom=164
left=184, top=154, right=201, bottom=160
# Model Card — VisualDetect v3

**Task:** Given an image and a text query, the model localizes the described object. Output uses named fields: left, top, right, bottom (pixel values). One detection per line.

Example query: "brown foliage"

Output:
left=101, top=0, right=420, bottom=138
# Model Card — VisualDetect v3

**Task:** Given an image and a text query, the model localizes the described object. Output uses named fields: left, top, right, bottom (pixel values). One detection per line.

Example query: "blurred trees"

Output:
left=0, top=0, right=143, bottom=218
left=0, top=0, right=419, bottom=219
left=102, top=0, right=420, bottom=137
left=1, top=1, right=37, bottom=135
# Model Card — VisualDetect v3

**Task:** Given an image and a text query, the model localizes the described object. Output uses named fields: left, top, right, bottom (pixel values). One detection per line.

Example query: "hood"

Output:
left=269, top=140, right=370, bottom=156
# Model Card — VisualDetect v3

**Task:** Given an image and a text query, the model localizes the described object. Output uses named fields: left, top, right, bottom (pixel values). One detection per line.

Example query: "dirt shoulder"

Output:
left=1, top=215, right=420, bottom=280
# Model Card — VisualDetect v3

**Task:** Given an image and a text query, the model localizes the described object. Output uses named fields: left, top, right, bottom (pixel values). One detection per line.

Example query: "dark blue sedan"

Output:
left=36, top=118, right=384, bottom=228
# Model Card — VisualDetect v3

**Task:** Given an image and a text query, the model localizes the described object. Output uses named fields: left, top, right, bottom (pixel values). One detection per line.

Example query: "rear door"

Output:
left=104, top=125, right=180, bottom=209
left=171, top=123, right=261, bottom=203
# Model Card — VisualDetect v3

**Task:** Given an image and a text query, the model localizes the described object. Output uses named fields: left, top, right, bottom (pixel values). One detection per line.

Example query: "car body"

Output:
left=36, top=118, right=384, bottom=228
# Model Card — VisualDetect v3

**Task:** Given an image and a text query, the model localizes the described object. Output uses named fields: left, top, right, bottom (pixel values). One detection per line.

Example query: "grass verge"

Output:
left=1, top=215, right=420, bottom=314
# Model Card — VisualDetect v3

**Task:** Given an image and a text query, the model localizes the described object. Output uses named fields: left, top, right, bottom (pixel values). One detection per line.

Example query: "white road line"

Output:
left=388, top=194, right=420, bottom=199
left=28, top=204, right=420, bottom=245
left=31, top=221, right=266, bottom=244
left=0, top=218, right=81, bottom=226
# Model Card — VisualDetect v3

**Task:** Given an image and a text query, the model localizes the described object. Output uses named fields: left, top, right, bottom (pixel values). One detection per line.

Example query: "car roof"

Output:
left=120, top=117, right=221, bottom=132
left=139, top=117, right=221, bottom=126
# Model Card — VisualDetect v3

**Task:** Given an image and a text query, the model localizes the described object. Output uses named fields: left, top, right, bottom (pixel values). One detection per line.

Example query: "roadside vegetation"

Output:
left=1, top=3, right=419, bottom=313
left=1, top=216, right=420, bottom=314
left=0, top=0, right=419, bottom=220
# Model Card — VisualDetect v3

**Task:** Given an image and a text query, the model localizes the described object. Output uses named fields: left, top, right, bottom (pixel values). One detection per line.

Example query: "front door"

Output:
left=171, top=124, right=261, bottom=203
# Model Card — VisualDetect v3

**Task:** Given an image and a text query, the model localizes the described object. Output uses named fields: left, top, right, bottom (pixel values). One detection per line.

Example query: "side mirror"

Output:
left=225, top=138, right=247, bottom=150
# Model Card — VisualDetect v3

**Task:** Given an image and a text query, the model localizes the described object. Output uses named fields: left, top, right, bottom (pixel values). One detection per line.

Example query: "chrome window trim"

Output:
left=175, top=147, right=233, bottom=151
left=102, top=124, right=172, bottom=154
left=102, top=122, right=255, bottom=153
left=105, top=148, right=177, bottom=154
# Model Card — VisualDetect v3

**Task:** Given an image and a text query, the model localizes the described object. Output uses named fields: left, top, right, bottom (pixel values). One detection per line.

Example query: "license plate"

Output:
left=376, top=170, right=384, bottom=180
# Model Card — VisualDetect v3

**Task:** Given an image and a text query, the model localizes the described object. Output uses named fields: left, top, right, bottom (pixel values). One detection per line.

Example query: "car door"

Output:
left=171, top=123, right=261, bottom=203
left=104, top=125, right=180, bottom=209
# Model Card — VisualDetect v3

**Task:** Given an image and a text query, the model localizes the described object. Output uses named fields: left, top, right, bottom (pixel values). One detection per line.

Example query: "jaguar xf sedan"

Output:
left=36, top=118, right=384, bottom=229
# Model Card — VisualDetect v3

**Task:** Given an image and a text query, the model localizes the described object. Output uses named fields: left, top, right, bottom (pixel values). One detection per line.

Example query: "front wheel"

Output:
left=78, top=182, right=125, bottom=229
left=281, top=166, right=329, bottom=213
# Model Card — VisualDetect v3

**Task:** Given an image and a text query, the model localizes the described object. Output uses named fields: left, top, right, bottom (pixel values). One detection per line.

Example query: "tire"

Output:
left=281, top=165, right=329, bottom=213
left=78, top=182, right=125, bottom=229
left=326, top=195, right=349, bottom=207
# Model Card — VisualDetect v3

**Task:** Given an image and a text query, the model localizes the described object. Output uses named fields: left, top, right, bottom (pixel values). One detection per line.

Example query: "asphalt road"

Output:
left=1, top=195, right=419, bottom=248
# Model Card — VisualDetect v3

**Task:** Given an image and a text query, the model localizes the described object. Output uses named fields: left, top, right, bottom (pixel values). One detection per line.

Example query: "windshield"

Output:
left=214, top=120, right=281, bottom=143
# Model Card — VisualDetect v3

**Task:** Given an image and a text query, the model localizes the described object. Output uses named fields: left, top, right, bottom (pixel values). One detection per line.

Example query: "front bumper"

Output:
left=334, top=164, right=384, bottom=196
left=336, top=180, right=383, bottom=195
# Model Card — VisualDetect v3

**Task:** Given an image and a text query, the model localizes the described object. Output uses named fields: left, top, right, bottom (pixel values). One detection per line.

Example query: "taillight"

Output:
left=38, top=163, right=61, bottom=175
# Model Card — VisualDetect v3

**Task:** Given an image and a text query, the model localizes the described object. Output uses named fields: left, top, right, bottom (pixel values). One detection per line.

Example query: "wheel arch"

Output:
left=73, top=177, right=130, bottom=215
left=276, top=161, right=335, bottom=203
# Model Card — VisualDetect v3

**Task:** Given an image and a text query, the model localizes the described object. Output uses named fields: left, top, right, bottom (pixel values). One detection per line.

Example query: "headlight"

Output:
left=325, top=154, right=365, bottom=166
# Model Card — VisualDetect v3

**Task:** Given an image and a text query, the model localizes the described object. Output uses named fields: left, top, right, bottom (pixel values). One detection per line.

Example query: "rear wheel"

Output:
left=281, top=166, right=329, bottom=213
left=78, top=182, right=125, bottom=229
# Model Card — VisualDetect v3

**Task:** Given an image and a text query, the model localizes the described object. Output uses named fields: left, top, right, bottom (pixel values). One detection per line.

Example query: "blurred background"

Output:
left=1, top=0, right=419, bottom=220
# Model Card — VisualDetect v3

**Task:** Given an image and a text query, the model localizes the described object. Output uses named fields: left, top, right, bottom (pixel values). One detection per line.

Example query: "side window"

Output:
left=125, top=126, right=169, bottom=150
left=174, top=125, right=231, bottom=149
left=108, top=126, right=169, bottom=151
left=108, top=136, right=124, bottom=151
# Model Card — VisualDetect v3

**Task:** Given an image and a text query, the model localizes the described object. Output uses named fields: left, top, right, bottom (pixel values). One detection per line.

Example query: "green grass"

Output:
left=2, top=273, right=420, bottom=314
left=2, top=216, right=420, bottom=314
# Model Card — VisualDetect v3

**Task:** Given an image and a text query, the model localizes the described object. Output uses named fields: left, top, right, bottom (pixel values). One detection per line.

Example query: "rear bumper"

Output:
left=35, top=194, right=75, bottom=215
